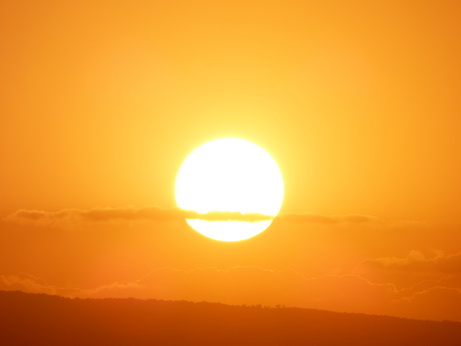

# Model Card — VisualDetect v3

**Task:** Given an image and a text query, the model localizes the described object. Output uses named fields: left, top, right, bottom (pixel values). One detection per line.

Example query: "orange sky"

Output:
left=1, top=0, right=461, bottom=322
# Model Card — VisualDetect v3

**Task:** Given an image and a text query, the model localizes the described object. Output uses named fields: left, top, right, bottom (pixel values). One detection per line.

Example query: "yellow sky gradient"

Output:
left=2, top=0, right=460, bottom=220
left=1, top=0, right=461, bottom=322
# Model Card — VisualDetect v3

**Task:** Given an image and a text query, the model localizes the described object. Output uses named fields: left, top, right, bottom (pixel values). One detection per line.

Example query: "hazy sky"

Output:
left=1, top=0, right=461, bottom=322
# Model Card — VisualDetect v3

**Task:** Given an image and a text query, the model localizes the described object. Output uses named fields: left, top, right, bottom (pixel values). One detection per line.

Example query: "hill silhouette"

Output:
left=1, top=290, right=460, bottom=345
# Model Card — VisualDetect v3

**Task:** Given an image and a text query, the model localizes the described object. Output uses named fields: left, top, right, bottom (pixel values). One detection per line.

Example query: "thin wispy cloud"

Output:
left=277, top=213, right=382, bottom=224
left=359, top=251, right=461, bottom=275
left=4, top=207, right=381, bottom=227
left=4, top=207, right=272, bottom=224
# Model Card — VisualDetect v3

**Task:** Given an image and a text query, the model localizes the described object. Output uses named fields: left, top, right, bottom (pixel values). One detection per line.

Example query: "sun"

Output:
left=175, top=138, right=284, bottom=241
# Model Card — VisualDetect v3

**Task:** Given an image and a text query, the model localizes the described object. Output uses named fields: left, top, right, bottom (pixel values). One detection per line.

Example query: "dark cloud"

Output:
left=4, top=207, right=381, bottom=227
left=278, top=213, right=381, bottom=224
left=5, top=207, right=273, bottom=225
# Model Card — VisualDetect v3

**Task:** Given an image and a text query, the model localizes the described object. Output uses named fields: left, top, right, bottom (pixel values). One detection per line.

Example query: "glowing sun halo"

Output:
left=175, top=138, right=284, bottom=241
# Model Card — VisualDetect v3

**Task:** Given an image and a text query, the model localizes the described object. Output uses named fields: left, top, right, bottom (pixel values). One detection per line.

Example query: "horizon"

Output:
left=3, top=290, right=461, bottom=345
left=3, top=289, right=461, bottom=322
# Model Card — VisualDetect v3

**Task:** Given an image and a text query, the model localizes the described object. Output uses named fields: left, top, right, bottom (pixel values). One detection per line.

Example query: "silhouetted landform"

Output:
left=1, top=290, right=460, bottom=345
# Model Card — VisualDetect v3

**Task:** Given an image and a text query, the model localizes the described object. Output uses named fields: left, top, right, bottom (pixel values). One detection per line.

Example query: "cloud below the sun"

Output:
left=357, top=250, right=461, bottom=275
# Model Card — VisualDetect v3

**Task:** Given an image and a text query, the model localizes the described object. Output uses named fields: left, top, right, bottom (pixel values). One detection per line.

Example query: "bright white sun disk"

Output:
left=175, top=138, right=284, bottom=241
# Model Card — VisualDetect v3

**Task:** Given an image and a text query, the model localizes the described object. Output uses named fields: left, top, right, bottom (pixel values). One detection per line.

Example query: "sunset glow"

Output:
left=175, top=138, right=284, bottom=241
left=1, top=0, right=461, bottom=334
